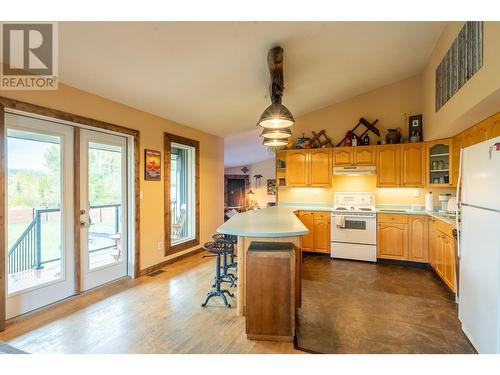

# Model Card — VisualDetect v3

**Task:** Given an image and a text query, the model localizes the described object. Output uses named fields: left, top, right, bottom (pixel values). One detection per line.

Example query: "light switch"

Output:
left=413, top=189, right=420, bottom=198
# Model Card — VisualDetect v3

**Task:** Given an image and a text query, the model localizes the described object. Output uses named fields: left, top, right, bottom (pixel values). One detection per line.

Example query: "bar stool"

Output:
left=212, top=234, right=237, bottom=287
left=201, top=241, right=235, bottom=308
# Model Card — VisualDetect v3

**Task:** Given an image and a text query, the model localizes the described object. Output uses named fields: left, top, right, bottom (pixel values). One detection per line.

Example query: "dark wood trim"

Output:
left=164, top=132, right=200, bottom=256
left=0, top=97, right=139, bottom=137
left=0, top=97, right=141, bottom=301
left=0, top=104, right=5, bottom=332
left=139, top=247, right=204, bottom=276
left=74, top=128, right=82, bottom=293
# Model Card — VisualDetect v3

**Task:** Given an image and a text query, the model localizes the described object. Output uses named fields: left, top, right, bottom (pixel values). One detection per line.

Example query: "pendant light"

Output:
left=257, top=46, right=294, bottom=145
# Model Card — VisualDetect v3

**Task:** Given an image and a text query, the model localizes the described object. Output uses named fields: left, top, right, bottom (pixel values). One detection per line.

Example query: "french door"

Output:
left=5, top=113, right=75, bottom=319
left=4, top=113, right=131, bottom=319
left=79, top=129, right=128, bottom=291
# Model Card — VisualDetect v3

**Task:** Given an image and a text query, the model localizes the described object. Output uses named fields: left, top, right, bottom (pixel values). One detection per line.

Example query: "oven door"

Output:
left=331, top=215, right=376, bottom=245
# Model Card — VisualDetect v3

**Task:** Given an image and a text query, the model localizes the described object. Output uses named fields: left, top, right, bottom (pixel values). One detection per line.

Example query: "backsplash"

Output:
left=277, top=175, right=456, bottom=206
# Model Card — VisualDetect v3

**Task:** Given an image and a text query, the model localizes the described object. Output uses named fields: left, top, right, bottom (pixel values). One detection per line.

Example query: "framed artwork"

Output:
left=408, top=114, right=423, bottom=143
left=267, top=179, right=276, bottom=195
left=144, top=149, right=161, bottom=181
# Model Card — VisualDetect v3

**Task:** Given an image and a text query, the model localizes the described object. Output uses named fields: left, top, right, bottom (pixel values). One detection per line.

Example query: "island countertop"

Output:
left=217, top=206, right=309, bottom=238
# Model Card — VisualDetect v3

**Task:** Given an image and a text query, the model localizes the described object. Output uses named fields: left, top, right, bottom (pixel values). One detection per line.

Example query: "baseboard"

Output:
left=376, top=258, right=431, bottom=269
left=139, top=247, right=204, bottom=276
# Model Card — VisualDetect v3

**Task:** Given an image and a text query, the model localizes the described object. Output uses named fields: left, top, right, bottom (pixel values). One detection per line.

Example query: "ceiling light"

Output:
left=258, top=46, right=294, bottom=142
left=262, top=138, right=289, bottom=147
left=260, top=127, right=292, bottom=139
left=258, top=103, right=295, bottom=129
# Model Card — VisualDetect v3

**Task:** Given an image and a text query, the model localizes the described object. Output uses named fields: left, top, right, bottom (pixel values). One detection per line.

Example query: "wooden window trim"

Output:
left=164, top=132, right=200, bottom=256
left=0, top=97, right=141, bottom=331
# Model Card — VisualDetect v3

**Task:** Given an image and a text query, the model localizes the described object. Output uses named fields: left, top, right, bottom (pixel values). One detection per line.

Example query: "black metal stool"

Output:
left=212, top=234, right=237, bottom=287
left=201, top=241, right=234, bottom=308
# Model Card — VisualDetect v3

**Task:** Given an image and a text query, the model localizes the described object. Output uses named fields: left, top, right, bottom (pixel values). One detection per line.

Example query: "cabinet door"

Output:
left=408, top=215, right=428, bottom=262
left=451, top=133, right=463, bottom=187
left=354, top=146, right=376, bottom=166
left=286, top=150, right=309, bottom=186
left=472, top=121, right=491, bottom=144
left=401, top=143, right=425, bottom=187
left=491, top=117, right=500, bottom=138
left=376, top=144, right=401, bottom=187
left=297, top=211, right=314, bottom=251
left=313, top=212, right=330, bottom=254
left=462, top=128, right=476, bottom=148
left=435, top=234, right=445, bottom=277
left=443, top=235, right=456, bottom=292
left=377, top=222, right=408, bottom=260
left=426, top=139, right=452, bottom=187
left=429, top=219, right=437, bottom=269
left=332, top=147, right=354, bottom=166
left=309, top=149, right=332, bottom=186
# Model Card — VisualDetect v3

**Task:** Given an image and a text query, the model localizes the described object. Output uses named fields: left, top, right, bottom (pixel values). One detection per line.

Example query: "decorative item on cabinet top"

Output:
left=336, top=117, right=380, bottom=147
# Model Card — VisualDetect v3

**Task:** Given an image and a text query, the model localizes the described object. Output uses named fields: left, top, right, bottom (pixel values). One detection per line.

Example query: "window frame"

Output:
left=164, top=132, right=200, bottom=255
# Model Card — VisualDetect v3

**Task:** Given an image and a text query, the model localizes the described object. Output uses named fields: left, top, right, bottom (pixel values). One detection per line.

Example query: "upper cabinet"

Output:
left=354, top=146, right=377, bottom=166
left=401, top=143, right=426, bottom=187
left=286, top=150, right=309, bottom=186
left=332, top=147, right=354, bottom=166
left=451, top=133, right=463, bottom=187
left=376, top=144, right=401, bottom=187
left=286, top=148, right=331, bottom=187
left=426, top=138, right=452, bottom=188
left=309, top=148, right=332, bottom=186
left=332, top=145, right=376, bottom=166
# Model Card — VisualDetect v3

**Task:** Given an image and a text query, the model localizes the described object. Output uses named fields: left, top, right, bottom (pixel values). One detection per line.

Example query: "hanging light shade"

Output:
left=262, top=138, right=289, bottom=147
left=258, top=103, right=295, bottom=129
left=260, top=127, right=292, bottom=139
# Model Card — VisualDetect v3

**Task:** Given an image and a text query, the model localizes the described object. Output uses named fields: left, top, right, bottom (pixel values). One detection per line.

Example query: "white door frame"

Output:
left=4, top=113, right=75, bottom=319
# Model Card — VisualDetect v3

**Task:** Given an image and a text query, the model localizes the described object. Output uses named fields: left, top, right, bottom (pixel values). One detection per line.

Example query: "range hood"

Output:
left=333, top=166, right=376, bottom=176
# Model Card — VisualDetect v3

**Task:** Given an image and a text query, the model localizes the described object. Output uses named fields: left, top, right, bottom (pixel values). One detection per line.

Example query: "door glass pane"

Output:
left=87, top=142, right=123, bottom=269
left=170, top=143, right=195, bottom=245
left=7, top=129, right=63, bottom=294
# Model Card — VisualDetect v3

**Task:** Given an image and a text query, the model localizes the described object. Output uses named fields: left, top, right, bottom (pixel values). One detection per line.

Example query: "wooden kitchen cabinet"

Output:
left=312, top=212, right=330, bottom=254
left=332, top=147, right=354, bottom=166
left=286, top=150, right=309, bottom=186
left=377, top=222, right=408, bottom=260
left=354, top=145, right=377, bottom=166
left=401, top=143, right=426, bottom=187
left=286, top=149, right=331, bottom=187
left=408, top=215, right=428, bottom=263
left=297, top=211, right=314, bottom=251
left=376, top=144, right=401, bottom=187
left=451, top=133, right=463, bottom=187
left=429, top=218, right=456, bottom=292
left=426, top=138, right=452, bottom=187
left=297, top=211, right=330, bottom=254
left=309, top=148, right=332, bottom=186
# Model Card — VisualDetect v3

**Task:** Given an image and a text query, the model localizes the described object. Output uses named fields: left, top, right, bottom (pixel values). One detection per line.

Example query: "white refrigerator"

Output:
left=457, top=136, right=500, bottom=354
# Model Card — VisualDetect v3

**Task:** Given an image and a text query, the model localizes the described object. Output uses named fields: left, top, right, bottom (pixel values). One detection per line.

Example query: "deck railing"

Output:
left=8, top=204, right=121, bottom=275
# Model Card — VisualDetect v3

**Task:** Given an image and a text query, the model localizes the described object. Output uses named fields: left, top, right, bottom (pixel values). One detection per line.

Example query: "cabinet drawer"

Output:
left=431, top=217, right=454, bottom=238
left=377, top=213, right=408, bottom=224
left=313, top=211, right=330, bottom=220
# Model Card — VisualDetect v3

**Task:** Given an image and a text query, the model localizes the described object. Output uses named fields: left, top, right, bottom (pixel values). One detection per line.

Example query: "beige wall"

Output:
left=422, top=21, right=500, bottom=140
left=290, top=74, right=423, bottom=145
left=1, top=83, right=224, bottom=271
left=225, top=158, right=276, bottom=208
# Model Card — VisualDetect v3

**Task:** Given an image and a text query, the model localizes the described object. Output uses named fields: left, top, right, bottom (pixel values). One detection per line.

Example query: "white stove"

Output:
left=331, top=192, right=377, bottom=262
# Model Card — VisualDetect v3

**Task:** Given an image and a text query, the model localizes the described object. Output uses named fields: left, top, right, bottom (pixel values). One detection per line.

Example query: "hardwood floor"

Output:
left=0, top=252, right=475, bottom=354
left=0, top=252, right=300, bottom=354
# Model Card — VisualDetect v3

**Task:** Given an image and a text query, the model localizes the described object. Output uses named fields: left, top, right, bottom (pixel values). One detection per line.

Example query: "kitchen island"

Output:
left=217, top=207, right=308, bottom=316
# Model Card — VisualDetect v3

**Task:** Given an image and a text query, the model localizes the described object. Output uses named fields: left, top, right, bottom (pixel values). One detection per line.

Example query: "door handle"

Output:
left=80, top=209, right=91, bottom=228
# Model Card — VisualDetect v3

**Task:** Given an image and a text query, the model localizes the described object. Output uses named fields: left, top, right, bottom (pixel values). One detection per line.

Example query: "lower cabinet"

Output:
left=429, top=218, right=456, bottom=292
left=377, top=214, right=428, bottom=262
left=297, top=211, right=330, bottom=254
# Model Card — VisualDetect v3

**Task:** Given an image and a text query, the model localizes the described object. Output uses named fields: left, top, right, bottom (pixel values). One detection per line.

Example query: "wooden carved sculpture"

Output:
left=268, top=46, right=284, bottom=104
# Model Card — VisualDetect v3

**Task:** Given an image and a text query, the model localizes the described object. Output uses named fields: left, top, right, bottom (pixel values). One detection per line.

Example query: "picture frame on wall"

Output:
left=267, top=179, right=276, bottom=195
left=144, top=149, right=161, bottom=181
left=408, top=114, right=423, bottom=143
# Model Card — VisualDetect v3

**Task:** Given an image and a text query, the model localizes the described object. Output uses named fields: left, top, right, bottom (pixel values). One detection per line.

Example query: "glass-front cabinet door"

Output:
left=426, top=138, right=452, bottom=187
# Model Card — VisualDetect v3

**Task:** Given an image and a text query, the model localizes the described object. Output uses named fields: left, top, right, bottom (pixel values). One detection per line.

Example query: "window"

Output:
left=164, top=133, right=199, bottom=254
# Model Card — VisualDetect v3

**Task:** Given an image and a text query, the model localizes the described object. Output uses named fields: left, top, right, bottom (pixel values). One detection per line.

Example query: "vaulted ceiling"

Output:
left=56, top=22, right=445, bottom=166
